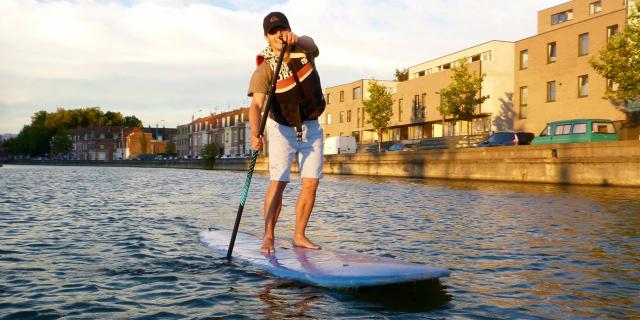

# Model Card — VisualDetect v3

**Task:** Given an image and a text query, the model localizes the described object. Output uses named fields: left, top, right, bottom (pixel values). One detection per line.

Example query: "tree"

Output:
left=51, top=131, right=72, bottom=156
left=201, top=143, right=219, bottom=169
left=124, top=115, right=143, bottom=128
left=4, top=107, right=145, bottom=157
left=590, top=2, right=640, bottom=121
left=394, top=68, right=409, bottom=82
left=439, top=59, right=489, bottom=140
left=363, top=80, right=394, bottom=151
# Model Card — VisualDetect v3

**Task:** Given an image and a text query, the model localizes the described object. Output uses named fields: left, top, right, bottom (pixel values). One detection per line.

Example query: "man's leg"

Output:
left=293, top=177, right=320, bottom=249
left=261, top=180, right=288, bottom=254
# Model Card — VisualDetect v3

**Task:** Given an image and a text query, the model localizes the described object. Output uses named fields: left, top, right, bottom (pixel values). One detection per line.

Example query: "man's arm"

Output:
left=249, top=92, right=266, bottom=151
left=297, top=36, right=319, bottom=57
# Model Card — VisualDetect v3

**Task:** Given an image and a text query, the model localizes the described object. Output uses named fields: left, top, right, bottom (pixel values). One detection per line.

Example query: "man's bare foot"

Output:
left=293, top=235, right=321, bottom=250
left=260, top=237, right=275, bottom=255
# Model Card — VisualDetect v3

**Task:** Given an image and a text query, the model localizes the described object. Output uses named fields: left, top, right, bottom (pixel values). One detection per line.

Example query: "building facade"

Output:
left=176, top=124, right=189, bottom=157
left=321, top=41, right=515, bottom=143
left=176, top=107, right=251, bottom=158
left=321, top=79, right=398, bottom=143
left=69, top=127, right=134, bottom=161
left=514, top=0, right=633, bottom=134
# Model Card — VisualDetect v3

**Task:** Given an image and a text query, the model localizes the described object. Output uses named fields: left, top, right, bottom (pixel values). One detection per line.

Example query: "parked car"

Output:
left=388, top=142, right=417, bottom=151
left=477, top=131, right=534, bottom=147
left=365, top=141, right=394, bottom=153
left=531, top=119, right=619, bottom=145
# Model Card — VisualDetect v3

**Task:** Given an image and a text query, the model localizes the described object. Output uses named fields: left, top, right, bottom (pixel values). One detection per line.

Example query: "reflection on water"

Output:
left=0, top=165, right=639, bottom=319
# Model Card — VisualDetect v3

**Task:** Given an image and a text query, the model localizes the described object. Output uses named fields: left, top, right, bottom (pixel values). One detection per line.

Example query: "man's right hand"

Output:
left=251, top=134, right=266, bottom=151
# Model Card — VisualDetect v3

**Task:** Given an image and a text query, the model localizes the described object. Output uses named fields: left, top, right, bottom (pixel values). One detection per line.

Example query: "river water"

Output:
left=0, top=165, right=638, bottom=319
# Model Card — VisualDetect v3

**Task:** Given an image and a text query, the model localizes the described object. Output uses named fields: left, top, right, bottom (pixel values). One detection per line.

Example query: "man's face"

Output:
left=265, top=26, right=289, bottom=52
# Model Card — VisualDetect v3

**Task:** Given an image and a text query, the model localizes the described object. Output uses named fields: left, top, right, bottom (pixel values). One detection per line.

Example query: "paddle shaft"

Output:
left=226, top=40, right=288, bottom=260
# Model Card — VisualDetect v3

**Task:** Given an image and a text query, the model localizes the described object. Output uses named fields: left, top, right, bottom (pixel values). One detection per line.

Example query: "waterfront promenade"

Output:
left=6, top=140, right=640, bottom=187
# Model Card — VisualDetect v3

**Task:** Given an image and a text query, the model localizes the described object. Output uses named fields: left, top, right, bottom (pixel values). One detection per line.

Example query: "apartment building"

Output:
left=322, top=79, right=398, bottom=143
left=212, top=108, right=251, bottom=157
left=70, top=127, right=134, bottom=161
left=321, top=41, right=515, bottom=143
left=176, top=107, right=251, bottom=158
left=401, top=40, right=515, bottom=138
left=514, top=0, right=634, bottom=134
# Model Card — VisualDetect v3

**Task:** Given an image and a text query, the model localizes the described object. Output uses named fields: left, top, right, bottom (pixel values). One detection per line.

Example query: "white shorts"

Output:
left=267, top=118, right=324, bottom=182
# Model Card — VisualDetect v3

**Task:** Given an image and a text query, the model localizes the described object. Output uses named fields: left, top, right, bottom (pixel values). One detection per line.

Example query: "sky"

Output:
left=0, top=0, right=563, bottom=134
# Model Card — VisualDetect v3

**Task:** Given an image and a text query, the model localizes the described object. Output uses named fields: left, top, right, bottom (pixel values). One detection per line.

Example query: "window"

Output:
left=555, top=124, right=572, bottom=135
left=573, top=123, right=587, bottom=134
left=327, top=113, right=332, bottom=124
left=339, top=91, right=344, bottom=102
left=421, top=93, right=427, bottom=117
left=398, top=98, right=403, bottom=122
left=353, top=87, right=361, bottom=100
left=551, top=10, right=573, bottom=25
left=578, top=75, right=589, bottom=97
left=426, top=68, right=433, bottom=75
left=414, top=94, right=420, bottom=118
left=356, top=108, right=361, bottom=127
left=346, top=110, right=351, bottom=122
left=593, top=122, right=615, bottom=133
left=326, top=93, right=331, bottom=104
left=579, top=33, right=589, bottom=56
left=417, top=71, right=425, bottom=77
left=481, top=51, right=492, bottom=61
left=339, top=111, right=344, bottom=123
left=547, top=81, right=557, bottom=102
left=520, top=86, right=528, bottom=119
left=590, top=1, right=602, bottom=14
left=548, top=42, right=557, bottom=63
left=539, top=126, right=550, bottom=136
left=520, top=50, right=529, bottom=69
left=607, top=25, right=619, bottom=40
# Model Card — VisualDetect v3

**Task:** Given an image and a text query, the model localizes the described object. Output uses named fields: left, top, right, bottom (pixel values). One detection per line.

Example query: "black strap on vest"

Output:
left=287, top=60, right=308, bottom=141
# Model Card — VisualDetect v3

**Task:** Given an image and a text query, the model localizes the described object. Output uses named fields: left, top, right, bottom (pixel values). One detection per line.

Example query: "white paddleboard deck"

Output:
left=199, top=229, right=450, bottom=288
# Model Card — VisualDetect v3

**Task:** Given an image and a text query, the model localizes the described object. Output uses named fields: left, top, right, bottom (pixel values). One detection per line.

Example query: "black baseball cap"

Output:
left=263, top=12, right=290, bottom=34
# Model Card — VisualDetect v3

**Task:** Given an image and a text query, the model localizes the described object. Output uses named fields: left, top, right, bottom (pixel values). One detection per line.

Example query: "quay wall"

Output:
left=5, top=141, right=640, bottom=187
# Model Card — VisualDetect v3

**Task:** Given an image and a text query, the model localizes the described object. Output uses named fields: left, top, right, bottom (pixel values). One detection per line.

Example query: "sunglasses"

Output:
left=268, top=26, right=289, bottom=35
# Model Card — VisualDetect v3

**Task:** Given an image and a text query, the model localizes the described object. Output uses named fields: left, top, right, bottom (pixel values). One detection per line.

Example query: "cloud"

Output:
left=0, top=0, right=560, bottom=133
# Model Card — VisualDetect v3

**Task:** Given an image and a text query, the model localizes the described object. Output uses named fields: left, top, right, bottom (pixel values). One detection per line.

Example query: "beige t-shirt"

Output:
left=247, top=62, right=272, bottom=97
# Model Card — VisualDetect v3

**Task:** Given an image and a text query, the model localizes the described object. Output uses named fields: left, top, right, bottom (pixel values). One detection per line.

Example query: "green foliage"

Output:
left=590, top=2, right=640, bottom=115
left=51, top=131, right=72, bottom=156
left=201, top=143, right=219, bottom=169
left=124, top=115, right=143, bottom=128
left=394, top=68, right=409, bottom=82
left=3, top=107, right=143, bottom=156
left=363, top=80, right=394, bottom=151
left=439, top=60, right=489, bottom=135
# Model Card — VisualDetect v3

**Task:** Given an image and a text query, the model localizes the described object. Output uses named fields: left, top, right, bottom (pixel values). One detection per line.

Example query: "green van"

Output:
left=531, top=119, right=619, bottom=145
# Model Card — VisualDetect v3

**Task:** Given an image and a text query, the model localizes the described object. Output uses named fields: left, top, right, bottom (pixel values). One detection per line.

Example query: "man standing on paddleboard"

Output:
left=247, top=12, right=326, bottom=255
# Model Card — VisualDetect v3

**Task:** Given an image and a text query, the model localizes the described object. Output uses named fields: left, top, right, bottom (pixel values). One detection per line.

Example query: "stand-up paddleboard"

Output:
left=200, top=229, right=450, bottom=288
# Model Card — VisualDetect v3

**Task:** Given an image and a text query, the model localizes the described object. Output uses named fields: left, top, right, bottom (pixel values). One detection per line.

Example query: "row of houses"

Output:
left=176, top=108, right=251, bottom=158
left=68, top=126, right=177, bottom=161
left=321, top=0, right=637, bottom=143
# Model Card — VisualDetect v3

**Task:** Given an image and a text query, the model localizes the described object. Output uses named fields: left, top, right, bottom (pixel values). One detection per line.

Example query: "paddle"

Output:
left=226, top=39, right=288, bottom=260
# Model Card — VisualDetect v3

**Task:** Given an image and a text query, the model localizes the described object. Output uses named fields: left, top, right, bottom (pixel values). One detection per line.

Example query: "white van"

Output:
left=323, top=136, right=357, bottom=155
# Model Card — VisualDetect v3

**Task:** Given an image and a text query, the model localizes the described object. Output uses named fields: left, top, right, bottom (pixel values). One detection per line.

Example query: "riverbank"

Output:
left=5, top=140, right=640, bottom=186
